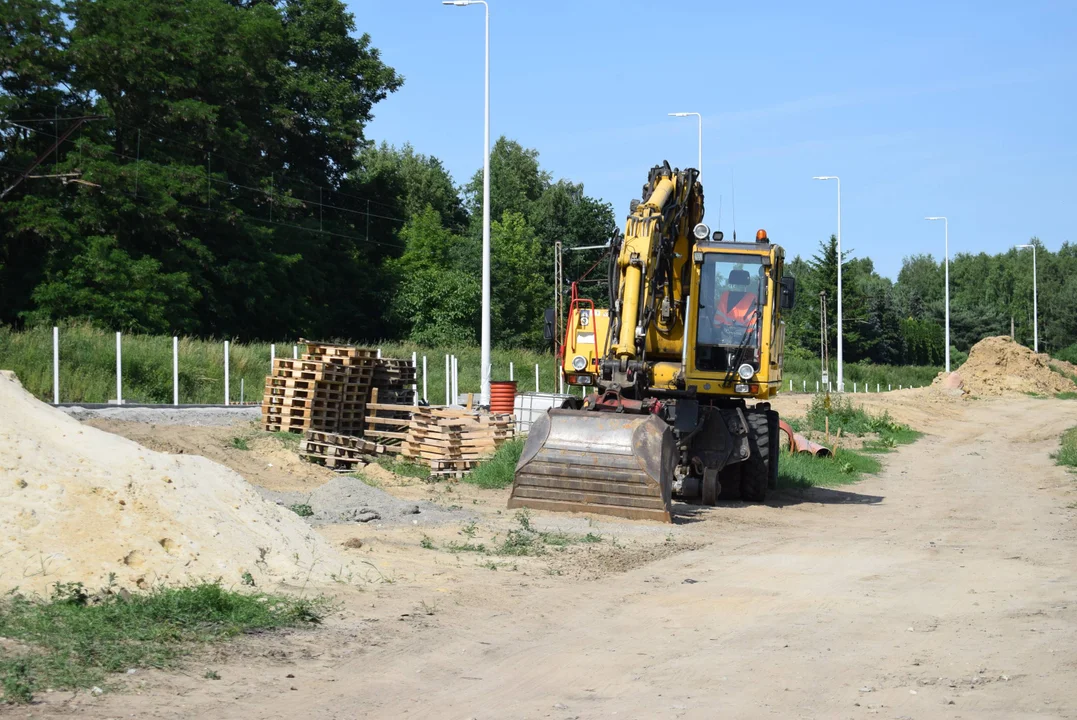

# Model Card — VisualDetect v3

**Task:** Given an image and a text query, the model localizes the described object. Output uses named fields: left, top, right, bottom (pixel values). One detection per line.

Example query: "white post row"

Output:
left=444, top=354, right=450, bottom=405
left=173, top=336, right=179, bottom=406
left=115, top=331, right=122, bottom=405
left=52, top=326, right=60, bottom=404
left=224, top=340, right=230, bottom=406
left=422, top=355, right=428, bottom=403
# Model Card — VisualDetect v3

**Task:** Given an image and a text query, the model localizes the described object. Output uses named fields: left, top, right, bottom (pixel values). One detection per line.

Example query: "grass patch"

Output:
left=1056, top=392, right=1077, bottom=400
left=777, top=447, right=883, bottom=489
left=1054, top=426, right=1077, bottom=469
left=376, top=457, right=431, bottom=482
left=231, top=437, right=250, bottom=451
left=288, top=503, right=313, bottom=518
left=349, top=471, right=381, bottom=488
left=0, top=582, right=326, bottom=704
left=464, top=438, right=524, bottom=490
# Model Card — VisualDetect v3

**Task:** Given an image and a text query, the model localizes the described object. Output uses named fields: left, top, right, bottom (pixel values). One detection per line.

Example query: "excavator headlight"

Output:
left=693, top=223, right=711, bottom=241
left=737, top=363, right=755, bottom=380
left=572, top=355, right=588, bottom=371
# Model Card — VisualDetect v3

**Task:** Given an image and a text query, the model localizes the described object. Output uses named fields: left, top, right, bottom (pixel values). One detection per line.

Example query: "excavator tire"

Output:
left=741, top=410, right=771, bottom=502
left=717, top=463, right=742, bottom=500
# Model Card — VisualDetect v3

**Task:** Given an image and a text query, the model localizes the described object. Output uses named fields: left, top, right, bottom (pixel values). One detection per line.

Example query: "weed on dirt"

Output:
left=464, top=438, right=525, bottom=489
left=0, top=582, right=326, bottom=704
left=494, top=510, right=602, bottom=556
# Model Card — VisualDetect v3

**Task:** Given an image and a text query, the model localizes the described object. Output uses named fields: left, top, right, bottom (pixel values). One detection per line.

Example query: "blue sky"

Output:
left=349, top=0, right=1076, bottom=279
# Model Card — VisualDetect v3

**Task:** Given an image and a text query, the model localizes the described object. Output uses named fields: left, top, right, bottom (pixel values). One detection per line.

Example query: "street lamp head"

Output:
left=812, top=175, right=837, bottom=180
left=925, top=216, right=945, bottom=221
left=442, top=1, right=470, bottom=5
left=668, top=112, right=692, bottom=117
left=1017, top=244, right=1033, bottom=249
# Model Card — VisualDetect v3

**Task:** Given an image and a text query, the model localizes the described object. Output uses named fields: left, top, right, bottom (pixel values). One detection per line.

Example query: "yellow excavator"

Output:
left=509, top=161, right=796, bottom=522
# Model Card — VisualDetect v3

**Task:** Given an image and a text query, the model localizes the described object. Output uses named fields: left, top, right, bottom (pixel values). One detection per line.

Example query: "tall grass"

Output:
left=0, top=325, right=560, bottom=404
left=1055, top=426, right=1077, bottom=469
left=465, top=438, right=525, bottom=489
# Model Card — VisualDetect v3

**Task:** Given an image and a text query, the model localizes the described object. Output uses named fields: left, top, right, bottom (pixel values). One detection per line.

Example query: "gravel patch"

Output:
left=61, top=405, right=260, bottom=426
left=259, top=474, right=472, bottom=528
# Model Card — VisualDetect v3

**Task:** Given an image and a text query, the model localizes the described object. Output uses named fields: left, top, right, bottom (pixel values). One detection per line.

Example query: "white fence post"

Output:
left=224, top=340, right=230, bottom=406
left=376, top=347, right=382, bottom=359
left=115, top=331, right=122, bottom=404
left=888, top=384, right=891, bottom=392
left=52, top=326, right=60, bottom=404
left=789, top=379, right=793, bottom=392
left=240, top=378, right=245, bottom=404
left=451, top=355, right=458, bottom=404
left=412, top=351, right=418, bottom=407
left=270, top=343, right=275, bottom=372
left=444, top=354, right=450, bottom=405
left=422, top=355, right=428, bottom=403
left=803, top=380, right=806, bottom=392
left=293, top=344, right=298, bottom=359
left=816, top=381, right=820, bottom=392
left=509, top=361, right=514, bottom=381
left=853, top=382, right=857, bottom=393
left=173, top=336, right=179, bottom=406
left=535, top=363, right=540, bottom=392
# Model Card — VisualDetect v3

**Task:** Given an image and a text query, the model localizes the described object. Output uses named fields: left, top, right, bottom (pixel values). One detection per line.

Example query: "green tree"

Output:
left=387, top=206, right=479, bottom=346
left=491, top=212, right=547, bottom=348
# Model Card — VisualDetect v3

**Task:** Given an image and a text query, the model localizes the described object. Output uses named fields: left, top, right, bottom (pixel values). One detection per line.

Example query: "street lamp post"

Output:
left=925, top=217, right=950, bottom=372
left=1017, top=243, right=1039, bottom=352
left=812, top=176, right=842, bottom=391
left=443, top=0, right=492, bottom=406
left=667, top=112, right=702, bottom=181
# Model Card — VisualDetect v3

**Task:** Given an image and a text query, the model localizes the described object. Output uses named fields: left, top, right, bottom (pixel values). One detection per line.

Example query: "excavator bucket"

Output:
left=509, top=410, right=675, bottom=523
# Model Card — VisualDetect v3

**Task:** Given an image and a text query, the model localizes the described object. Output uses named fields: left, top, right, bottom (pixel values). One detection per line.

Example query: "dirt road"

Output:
left=37, top=396, right=1077, bottom=719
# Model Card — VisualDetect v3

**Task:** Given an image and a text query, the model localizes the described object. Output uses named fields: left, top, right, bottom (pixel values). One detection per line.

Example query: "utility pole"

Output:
left=554, top=240, right=563, bottom=394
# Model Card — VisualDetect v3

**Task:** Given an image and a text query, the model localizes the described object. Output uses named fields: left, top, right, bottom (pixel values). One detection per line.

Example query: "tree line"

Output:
left=3, top=0, right=1074, bottom=364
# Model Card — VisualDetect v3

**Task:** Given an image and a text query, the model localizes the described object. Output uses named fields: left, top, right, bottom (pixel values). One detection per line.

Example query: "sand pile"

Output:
left=0, top=372, right=343, bottom=594
left=937, top=336, right=1077, bottom=397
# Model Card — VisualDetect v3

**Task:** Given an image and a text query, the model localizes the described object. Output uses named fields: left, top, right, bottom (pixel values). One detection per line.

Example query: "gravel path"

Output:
left=258, top=474, right=473, bottom=528
left=60, top=405, right=260, bottom=426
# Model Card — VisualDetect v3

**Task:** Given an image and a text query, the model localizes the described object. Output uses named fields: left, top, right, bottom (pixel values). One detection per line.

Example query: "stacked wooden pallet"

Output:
left=298, top=430, right=381, bottom=470
left=364, top=388, right=411, bottom=453
left=303, top=343, right=377, bottom=436
left=402, top=407, right=515, bottom=477
left=262, top=358, right=346, bottom=433
left=372, top=358, right=416, bottom=406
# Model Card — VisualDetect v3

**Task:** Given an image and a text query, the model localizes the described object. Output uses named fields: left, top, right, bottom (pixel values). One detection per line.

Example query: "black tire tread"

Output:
left=742, top=410, right=770, bottom=502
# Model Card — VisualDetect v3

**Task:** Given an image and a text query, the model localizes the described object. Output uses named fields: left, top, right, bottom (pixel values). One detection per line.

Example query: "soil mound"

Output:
left=0, top=372, right=343, bottom=594
left=940, top=336, right=1077, bottom=397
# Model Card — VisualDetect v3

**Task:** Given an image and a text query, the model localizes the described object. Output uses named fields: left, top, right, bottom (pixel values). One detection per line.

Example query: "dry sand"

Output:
left=0, top=372, right=345, bottom=595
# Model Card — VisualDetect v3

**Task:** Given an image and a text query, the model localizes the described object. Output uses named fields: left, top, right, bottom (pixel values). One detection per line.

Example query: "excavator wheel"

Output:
left=741, top=410, right=771, bottom=502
